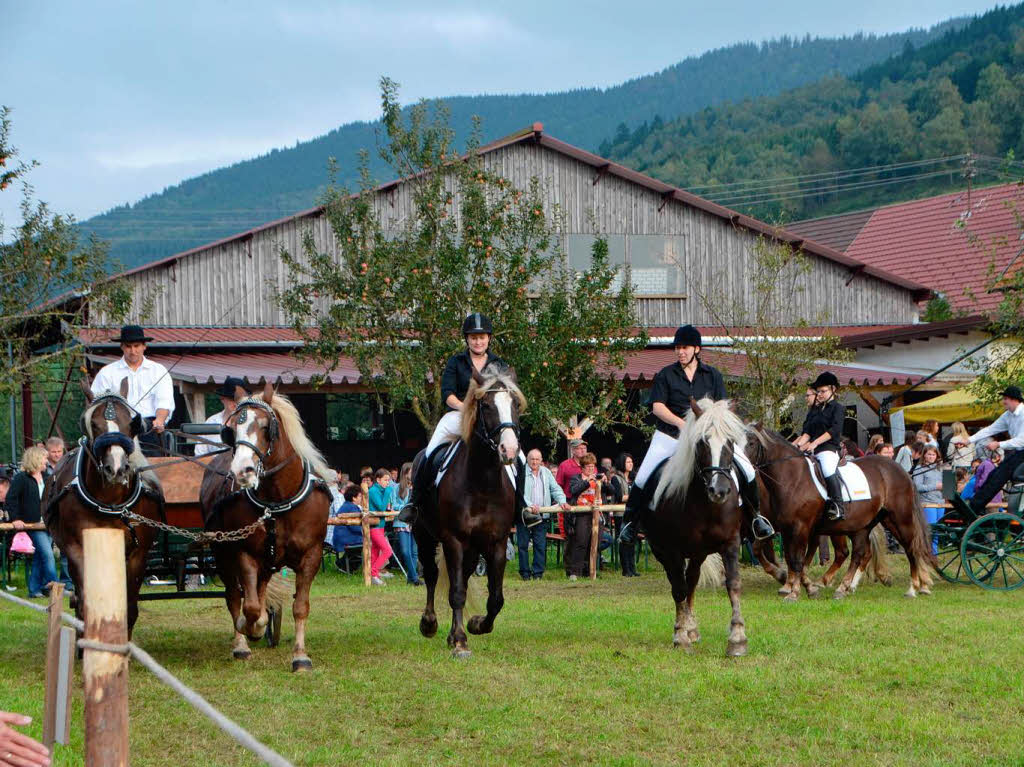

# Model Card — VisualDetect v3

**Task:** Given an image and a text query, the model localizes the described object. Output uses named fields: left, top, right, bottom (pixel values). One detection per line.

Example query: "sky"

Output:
left=0, top=0, right=1004, bottom=229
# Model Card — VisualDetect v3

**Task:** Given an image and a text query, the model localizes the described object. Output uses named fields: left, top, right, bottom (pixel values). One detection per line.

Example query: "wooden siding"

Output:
left=95, top=142, right=918, bottom=328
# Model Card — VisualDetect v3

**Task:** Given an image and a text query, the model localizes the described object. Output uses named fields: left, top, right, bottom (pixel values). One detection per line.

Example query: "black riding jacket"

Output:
left=440, top=349, right=506, bottom=411
left=647, top=360, right=727, bottom=438
left=801, top=399, right=844, bottom=454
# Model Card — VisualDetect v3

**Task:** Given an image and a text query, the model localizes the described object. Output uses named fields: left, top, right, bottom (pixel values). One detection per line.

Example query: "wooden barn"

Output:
left=51, top=123, right=969, bottom=470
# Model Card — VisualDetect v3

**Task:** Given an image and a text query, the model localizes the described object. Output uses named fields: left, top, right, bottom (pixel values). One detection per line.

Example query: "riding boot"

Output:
left=399, top=452, right=430, bottom=524
left=620, top=539, right=637, bottom=576
left=738, top=470, right=774, bottom=540
left=618, top=482, right=649, bottom=545
left=824, top=473, right=845, bottom=521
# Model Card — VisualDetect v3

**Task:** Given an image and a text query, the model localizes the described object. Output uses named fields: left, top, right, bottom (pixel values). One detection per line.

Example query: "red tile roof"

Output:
left=786, top=209, right=875, bottom=252
left=799, top=183, right=1024, bottom=314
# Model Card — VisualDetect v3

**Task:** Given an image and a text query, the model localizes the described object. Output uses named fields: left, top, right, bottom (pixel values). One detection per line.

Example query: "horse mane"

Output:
left=746, top=423, right=802, bottom=464
left=256, top=391, right=336, bottom=484
left=653, top=398, right=749, bottom=508
left=460, top=366, right=527, bottom=445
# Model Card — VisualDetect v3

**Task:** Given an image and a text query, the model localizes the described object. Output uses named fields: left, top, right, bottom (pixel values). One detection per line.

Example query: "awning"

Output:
left=892, top=387, right=1001, bottom=425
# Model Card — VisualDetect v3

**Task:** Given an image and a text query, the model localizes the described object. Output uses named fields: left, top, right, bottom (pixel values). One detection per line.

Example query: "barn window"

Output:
left=325, top=394, right=382, bottom=441
left=626, top=235, right=687, bottom=296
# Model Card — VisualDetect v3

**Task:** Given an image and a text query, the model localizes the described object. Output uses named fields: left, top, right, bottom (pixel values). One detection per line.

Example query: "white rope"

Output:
left=0, top=590, right=293, bottom=767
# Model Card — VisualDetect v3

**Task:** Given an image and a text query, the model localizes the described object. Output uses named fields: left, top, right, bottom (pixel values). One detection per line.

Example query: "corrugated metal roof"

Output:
left=841, top=183, right=1024, bottom=314
left=787, top=209, right=876, bottom=252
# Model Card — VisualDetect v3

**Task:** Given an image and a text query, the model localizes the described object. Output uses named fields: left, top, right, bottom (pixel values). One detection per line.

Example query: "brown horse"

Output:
left=199, top=384, right=332, bottom=671
left=44, top=376, right=163, bottom=637
left=413, top=366, right=523, bottom=659
left=746, top=426, right=937, bottom=600
left=646, top=398, right=746, bottom=656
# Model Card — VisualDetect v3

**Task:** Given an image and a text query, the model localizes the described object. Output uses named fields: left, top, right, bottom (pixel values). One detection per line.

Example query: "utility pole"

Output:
left=962, top=152, right=976, bottom=206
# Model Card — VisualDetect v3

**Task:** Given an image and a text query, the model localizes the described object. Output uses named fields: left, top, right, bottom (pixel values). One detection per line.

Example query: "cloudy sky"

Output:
left=1, top=0, right=1001, bottom=229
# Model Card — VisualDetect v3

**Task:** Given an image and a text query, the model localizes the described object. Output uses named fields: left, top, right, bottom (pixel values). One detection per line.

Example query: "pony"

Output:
left=43, top=376, right=164, bottom=638
left=746, top=425, right=937, bottom=600
left=413, top=365, right=524, bottom=658
left=646, top=398, right=746, bottom=656
left=199, top=383, right=333, bottom=671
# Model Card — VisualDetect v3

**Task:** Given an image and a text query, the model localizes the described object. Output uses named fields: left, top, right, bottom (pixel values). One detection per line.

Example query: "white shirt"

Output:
left=92, top=356, right=175, bottom=420
left=970, top=403, right=1024, bottom=451
left=194, top=410, right=226, bottom=457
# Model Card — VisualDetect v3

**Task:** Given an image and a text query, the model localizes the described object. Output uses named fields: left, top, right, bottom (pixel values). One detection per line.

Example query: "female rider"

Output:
left=792, top=371, right=846, bottom=521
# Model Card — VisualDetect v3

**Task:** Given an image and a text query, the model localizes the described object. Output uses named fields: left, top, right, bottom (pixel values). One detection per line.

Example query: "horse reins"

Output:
left=475, top=388, right=520, bottom=455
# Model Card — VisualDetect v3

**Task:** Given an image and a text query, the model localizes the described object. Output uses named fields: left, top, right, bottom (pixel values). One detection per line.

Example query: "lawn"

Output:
left=1, top=553, right=1022, bottom=767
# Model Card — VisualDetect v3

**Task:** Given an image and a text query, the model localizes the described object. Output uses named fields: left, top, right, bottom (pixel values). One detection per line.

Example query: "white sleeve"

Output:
left=91, top=367, right=112, bottom=396
left=969, top=413, right=1007, bottom=444
left=152, top=366, right=175, bottom=417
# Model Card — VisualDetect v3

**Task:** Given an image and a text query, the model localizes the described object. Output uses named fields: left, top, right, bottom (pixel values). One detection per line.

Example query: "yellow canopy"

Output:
left=893, top=387, right=1001, bottom=425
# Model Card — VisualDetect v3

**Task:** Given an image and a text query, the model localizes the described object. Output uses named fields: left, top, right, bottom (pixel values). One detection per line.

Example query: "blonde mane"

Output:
left=255, top=391, right=336, bottom=483
left=460, top=368, right=527, bottom=445
left=653, top=398, right=750, bottom=508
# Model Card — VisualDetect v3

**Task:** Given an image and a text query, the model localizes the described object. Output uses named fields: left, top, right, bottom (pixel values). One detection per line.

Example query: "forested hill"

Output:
left=82, top=21, right=966, bottom=270
left=600, top=3, right=1024, bottom=223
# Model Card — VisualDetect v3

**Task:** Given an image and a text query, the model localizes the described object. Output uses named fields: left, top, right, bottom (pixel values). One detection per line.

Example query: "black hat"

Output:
left=812, top=371, right=840, bottom=389
left=111, top=325, right=153, bottom=344
left=215, top=377, right=251, bottom=399
left=462, top=313, right=493, bottom=336
left=999, top=385, right=1023, bottom=402
left=673, top=324, right=702, bottom=348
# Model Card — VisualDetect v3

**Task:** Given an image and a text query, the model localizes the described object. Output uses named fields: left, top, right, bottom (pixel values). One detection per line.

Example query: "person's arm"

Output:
left=806, top=403, right=843, bottom=451
left=546, top=469, right=570, bottom=509
left=90, top=368, right=110, bottom=397
left=7, top=476, right=25, bottom=528
left=440, top=357, right=462, bottom=411
left=151, top=371, right=175, bottom=432
left=647, top=371, right=682, bottom=432
left=967, top=414, right=1006, bottom=445
left=0, top=711, right=50, bottom=767
left=712, top=369, right=727, bottom=402
left=651, top=402, right=686, bottom=432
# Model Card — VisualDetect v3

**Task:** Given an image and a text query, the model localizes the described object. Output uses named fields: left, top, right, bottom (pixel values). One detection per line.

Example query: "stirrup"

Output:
left=521, top=509, right=544, bottom=528
left=618, top=520, right=637, bottom=545
left=751, top=514, right=775, bottom=540
left=825, top=501, right=844, bottom=521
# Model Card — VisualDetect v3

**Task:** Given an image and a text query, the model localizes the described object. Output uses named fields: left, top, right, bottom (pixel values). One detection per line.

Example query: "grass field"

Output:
left=1, top=553, right=1022, bottom=766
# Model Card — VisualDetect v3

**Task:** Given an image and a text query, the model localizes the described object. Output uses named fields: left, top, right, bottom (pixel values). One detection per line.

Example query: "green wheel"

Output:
left=960, top=513, right=1024, bottom=591
left=933, top=510, right=973, bottom=584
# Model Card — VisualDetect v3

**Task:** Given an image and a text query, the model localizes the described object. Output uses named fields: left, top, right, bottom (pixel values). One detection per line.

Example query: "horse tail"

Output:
left=265, top=571, right=291, bottom=613
left=435, top=548, right=485, bottom=616
left=908, top=492, right=940, bottom=584
left=696, top=554, right=725, bottom=589
left=869, top=525, right=892, bottom=586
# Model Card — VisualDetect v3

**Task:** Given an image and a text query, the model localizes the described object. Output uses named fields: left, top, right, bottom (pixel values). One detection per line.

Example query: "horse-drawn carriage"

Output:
left=932, top=472, right=1024, bottom=591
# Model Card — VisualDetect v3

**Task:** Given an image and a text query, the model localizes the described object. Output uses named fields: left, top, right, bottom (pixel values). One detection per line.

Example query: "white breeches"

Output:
left=426, top=410, right=462, bottom=457
left=815, top=450, right=840, bottom=478
left=635, top=430, right=756, bottom=489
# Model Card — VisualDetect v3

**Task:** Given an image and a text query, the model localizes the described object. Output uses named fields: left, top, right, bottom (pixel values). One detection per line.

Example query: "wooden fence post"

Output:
left=361, top=515, right=372, bottom=587
left=589, top=508, right=600, bottom=581
left=82, top=526, right=129, bottom=767
left=42, top=582, right=64, bottom=747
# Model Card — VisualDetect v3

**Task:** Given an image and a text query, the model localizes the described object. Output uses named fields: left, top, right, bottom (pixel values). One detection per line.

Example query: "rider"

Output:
left=951, top=384, right=1024, bottom=515
left=618, top=324, right=774, bottom=545
left=407, top=313, right=539, bottom=526
left=792, top=371, right=845, bottom=521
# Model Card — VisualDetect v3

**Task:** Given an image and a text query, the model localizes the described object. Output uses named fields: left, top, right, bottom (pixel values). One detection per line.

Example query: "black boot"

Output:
left=738, top=469, right=774, bottom=540
left=618, top=483, right=649, bottom=545
left=620, top=540, right=637, bottom=576
left=399, top=451, right=430, bottom=524
left=824, top=473, right=845, bottom=521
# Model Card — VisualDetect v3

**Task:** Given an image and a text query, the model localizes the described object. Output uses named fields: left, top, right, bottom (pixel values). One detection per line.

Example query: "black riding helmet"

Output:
left=462, top=312, right=493, bottom=337
left=811, top=371, right=840, bottom=389
left=673, top=324, right=702, bottom=348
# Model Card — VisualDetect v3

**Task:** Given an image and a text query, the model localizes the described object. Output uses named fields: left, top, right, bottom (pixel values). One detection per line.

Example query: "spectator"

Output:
left=866, top=434, right=884, bottom=454
left=922, top=419, right=941, bottom=449
left=43, top=437, right=65, bottom=477
left=894, top=434, right=917, bottom=472
left=0, top=465, right=11, bottom=521
left=913, top=445, right=944, bottom=525
left=0, top=711, right=50, bottom=767
left=909, top=440, right=926, bottom=470
left=7, top=447, right=59, bottom=598
left=366, top=469, right=395, bottom=585
left=389, top=467, right=399, bottom=483
left=329, top=484, right=364, bottom=565
left=916, top=429, right=938, bottom=449
left=842, top=437, right=864, bottom=459
left=566, top=453, right=600, bottom=581
left=955, top=467, right=970, bottom=495
left=611, top=452, right=639, bottom=576
left=973, top=448, right=1004, bottom=507
left=873, top=442, right=895, bottom=458
left=555, top=439, right=587, bottom=497
left=518, top=449, right=569, bottom=581
left=338, top=472, right=350, bottom=486
left=391, top=463, right=420, bottom=585
left=946, top=422, right=973, bottom=469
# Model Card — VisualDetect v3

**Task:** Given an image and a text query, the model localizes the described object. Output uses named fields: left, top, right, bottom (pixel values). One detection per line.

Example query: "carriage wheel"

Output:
left=960, top=513, right=1024, bottom=591
left=932, top=510, right=972, bottom=584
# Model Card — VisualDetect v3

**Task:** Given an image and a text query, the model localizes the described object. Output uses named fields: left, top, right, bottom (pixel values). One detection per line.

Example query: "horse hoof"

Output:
left=919, top=587, right=932, bottom=596
left=777, top=586, right=792, bottom=596
left=466, top=616, right=485, bottom=635
left=291, top=658, right=313, bottom=673
left=420, top=616, right=438, bottom=638
left=806, top=587, right=821, bottom=599
left=451, top=647, right=472, bottom=660
left=904, top=589, right=917, bottom=599
left=232, top=650, right=252, bottom=661
left=726, top=640, right=748, bottom=657
left=672, top=638, right=695, bottom=654
left=782, top=592, right=799, bottom=603
left=834, top=590, right=847, bottom=600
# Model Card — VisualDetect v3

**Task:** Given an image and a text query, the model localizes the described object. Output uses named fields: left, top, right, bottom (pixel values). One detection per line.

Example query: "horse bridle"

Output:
left=697, top=441, right=738, bottom=494
left=474, top=388, right=520, bottom=454
left=82, top=394, right=142, bottom=462
left=221, top=398, right=280, bottom=469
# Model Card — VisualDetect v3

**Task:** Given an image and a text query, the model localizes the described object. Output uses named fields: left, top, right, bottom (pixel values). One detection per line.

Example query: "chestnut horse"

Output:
left=199, top=384, right=332, bottom=671
left=746, top=426, right=937, bottom=600
left=44, top=376, right=163, bottom=637
left=646, top=398, right=746, bottom=656
left=413, top=366, right=523, bottom=659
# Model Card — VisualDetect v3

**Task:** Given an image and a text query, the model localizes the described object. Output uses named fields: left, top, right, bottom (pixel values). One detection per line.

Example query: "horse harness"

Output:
left=220, top=397, right=280, bottom=466
left=474, top=388, right=520, bottom=454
